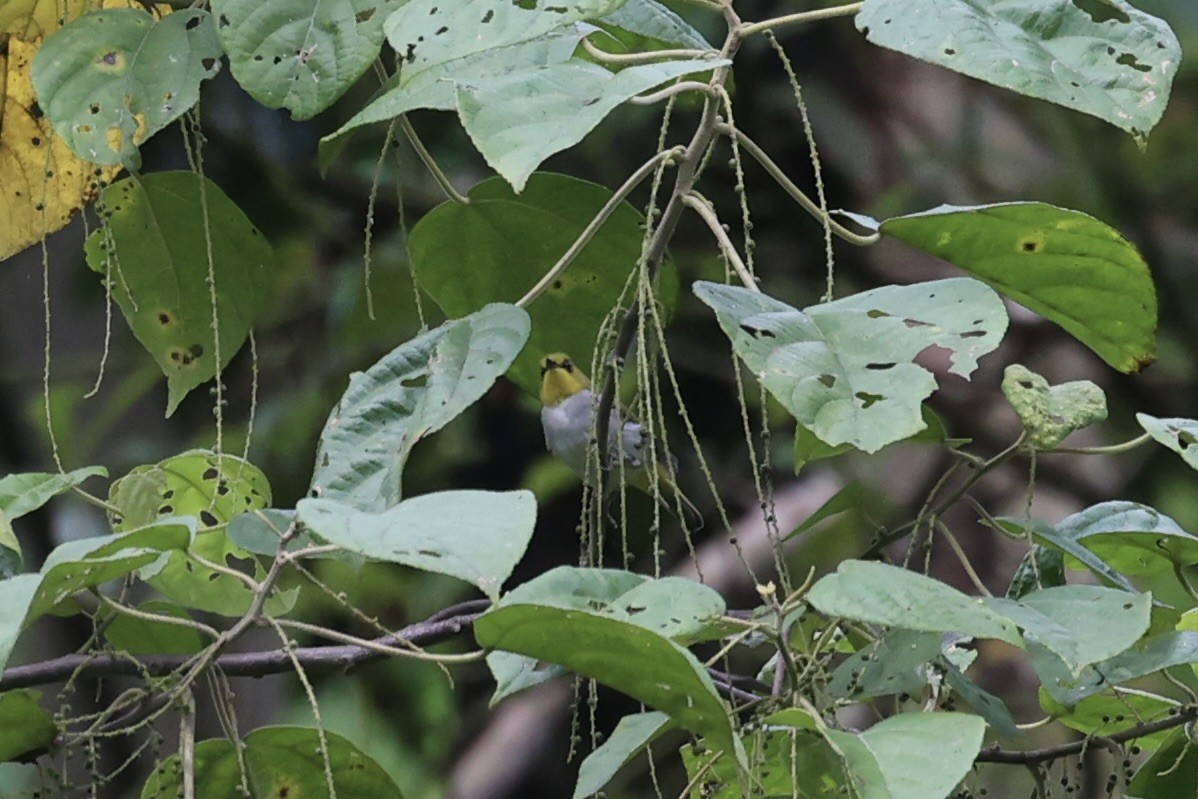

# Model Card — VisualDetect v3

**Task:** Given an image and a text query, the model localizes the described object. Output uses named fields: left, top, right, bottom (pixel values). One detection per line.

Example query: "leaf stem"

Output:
left=737, top=3, right=864, bottom=39
left=582, top=38, right=717, bottom=64
left=628, top=81, right=717, bottom=105
left=1039, top=432, right=1152, bottom=455
left=681, top=192, right=758, bottom=291
left=516, top=147, right=685, bottom=308
left=715, top=122, right=879, bottom=246
left=399, top=115, right=470, bottom=205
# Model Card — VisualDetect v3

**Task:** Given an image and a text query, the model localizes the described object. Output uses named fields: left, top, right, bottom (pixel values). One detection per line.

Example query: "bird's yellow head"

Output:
left=539, top=352, right=590, bottom=406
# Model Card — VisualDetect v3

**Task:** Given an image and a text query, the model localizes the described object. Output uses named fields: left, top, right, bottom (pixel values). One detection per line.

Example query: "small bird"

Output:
left=539, top=352, right=701, bottom=525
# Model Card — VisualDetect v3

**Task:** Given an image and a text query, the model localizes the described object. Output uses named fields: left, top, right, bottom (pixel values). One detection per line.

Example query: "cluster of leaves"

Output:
left=2, top=0, right=1197, bottom=798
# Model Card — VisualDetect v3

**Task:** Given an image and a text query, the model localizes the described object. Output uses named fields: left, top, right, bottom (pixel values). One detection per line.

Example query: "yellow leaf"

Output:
left=0, top=36, right=123, bottom=262
left=0, top=0, right=88, bottom=40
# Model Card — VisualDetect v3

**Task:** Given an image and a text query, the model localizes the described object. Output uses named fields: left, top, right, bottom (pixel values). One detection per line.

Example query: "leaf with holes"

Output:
left=1001, top=364, right=1107, bottom=449
left=880, top=202, right=1156, bottom=372
left=84, top=172, right=274, bottom=416
left=855, top=0, right=1180, bottom=142
left=409, top=174, right=675, bottom=397
left=309, top=303, right=530, bottom=510
left=107, top=450, right=272, bottom=533
left=32, top=7, right=222, bottom=167
left=212, top=0, right=405, bottom=120
left=321, top=0, right=622, bottom=158
left=142, top=727, right=404, bottom=799
left=296, top=490, right=537, bottom=601
left=457, top=57, right=726, bottom=192
left=695, top=278, right=1007, bottom=453
left=1137, top=414, right=1198, bottom=472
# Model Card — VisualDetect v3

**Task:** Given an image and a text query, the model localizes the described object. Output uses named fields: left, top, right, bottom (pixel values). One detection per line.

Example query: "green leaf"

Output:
left=103, top=600, right=205, bottom=656
left=476, top=586, right=746, bottom=769
left=84, top=173, right=275, bottom=416
left=573, top=711, right=671, bottom=799
left=823, top=712, right=985, bottom=799
left=140, top=726, right=405, bottom=799
left=995, top=516, right=1138, bottom=593
left=145, top=528, right=297, bottom=618
left=942, top=663, right=1018, bottom=738
left=785, top=483, right=868, bottom=541
left=1033, top=631, right=1198, bottom=706
left=409, top=174, right=674, bottom=397
left=320, top=0, right=614, bottom=155
left=1137, top=413, right=1198, bottom=472
left=227, top=508, right=320, bottom=556
left=495, top=566, right=726, bottom=643
left=212, top=0, right=403, bottom=120
left=458, top=57, right=726, bottom=191
left=108, top=450, right=272, bottom=532
left=31, top=8, right=222, bottom=168
left=807, top=560, right=1022, bottom=646
left=32, top=519, right=195, bottom=619
left=984, top=585, right=1150, bottom=675
left=296, top=490, right=536, bottom=601
left=308, top=303, right=530, bottom=510
left=855, top=0, right=1180, bottom=143
left=879, top=203, right=1156, bottom=373
left=695, top=278, right=1006, bottom=453
left=0, top=512, right=17, bottom=579
left=601, top=0, right=711, bottom=49
left=0, top=690, right=56, bottom=763
left=1128, top=729, right=1198, bottom=799
left=1040, top=687, right=1177, bottom=750
left=0, top=466, right=107, bottom=520
left=1001, top=364, right=1107, bottom=449
left=1055, top=501, right=1198, bottom=576
left=829, top=629, right=943, bottom=701
left=485, top=651, right=566, bottom=705
left=682, top=728, right=848, bottom=799
left=0, top=575, right=39, bottom=674
left=1005, top=545, right=1066, bottom=599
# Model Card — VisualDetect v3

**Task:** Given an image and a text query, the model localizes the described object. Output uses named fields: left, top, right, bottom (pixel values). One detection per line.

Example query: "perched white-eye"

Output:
left=539, top=353, right=700, bottom=525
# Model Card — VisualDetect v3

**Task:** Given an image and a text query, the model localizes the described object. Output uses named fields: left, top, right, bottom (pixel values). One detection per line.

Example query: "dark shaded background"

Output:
left=2, top=1, right=1196, bottom=796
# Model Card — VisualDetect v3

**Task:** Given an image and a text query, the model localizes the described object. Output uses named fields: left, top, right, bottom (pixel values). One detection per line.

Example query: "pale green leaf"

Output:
left=1001, top=364, right=1107, bottom=449
left=942, top=664, right=1019, bottom=738
left=823, top=712, right=985, bottom=799
left=308, top=303, right=529, bottom=510
left=696, top=278, right=1007, bottom=453
left=808, top=560, right=1022, bottom=645
left=0, top=574, right=40, bottom=673
left=855, top=0, right=1180, bottom=142
left=1034, top=631, right=1198, bottom=706
left=297, top=490, right=536, bottom=600
left=1137, top=413, right=1198, bottom=472
left=84, top=173, right=274, bottom=416
left=601, top=0, right=711, bottom=49
left=213, top=0, right=403, bottom=119
left=573, top=711, right=671, bottom=799
left=321, top=0, right=620, bottom=153
left=458, top=57, right=725, bottom=191
left=880, top=203, right=1156, bottom=372
left=984, top=585, right=1150, bottom=675
left=32, top=8, right=222, bottom=168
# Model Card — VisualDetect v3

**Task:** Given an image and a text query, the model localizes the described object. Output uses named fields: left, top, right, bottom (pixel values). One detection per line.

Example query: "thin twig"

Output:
left=628, top=82, right=715, bottom=105
left=582, top=38, right=717, bottom=64
left=714, top=122, right=879, bottom=246
left=681, top=192, right=758, bottom=291
left=516, top=147, right=684, bottom=308
left=399, top=115, right=469, bottom=205
left=976, top=705, right=1198, bottom=764
left=737, top=3, right=864, bottom=38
